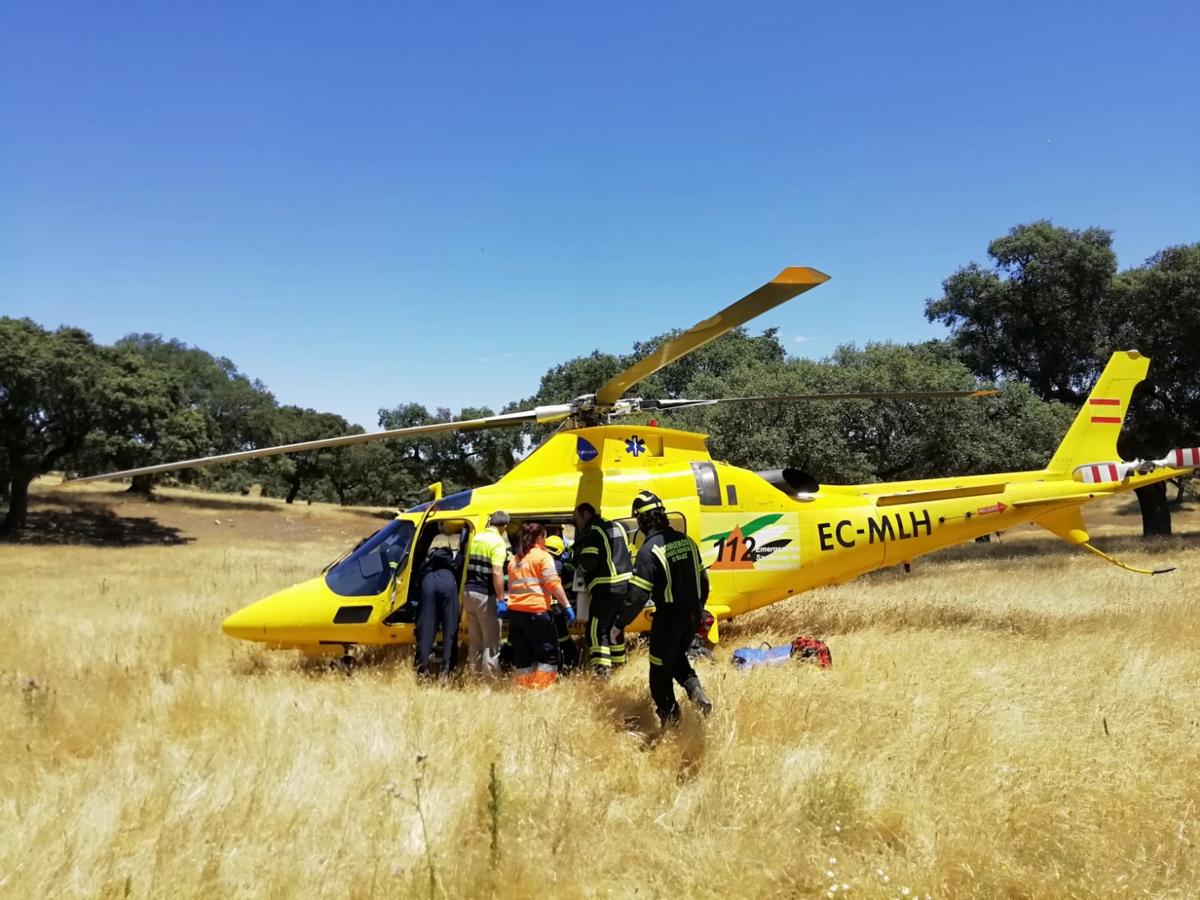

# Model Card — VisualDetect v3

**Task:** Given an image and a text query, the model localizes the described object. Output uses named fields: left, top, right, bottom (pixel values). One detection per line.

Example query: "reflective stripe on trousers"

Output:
left=587, top=588, right=625, bottom=669
left=588, top=617, right=610, bottom=668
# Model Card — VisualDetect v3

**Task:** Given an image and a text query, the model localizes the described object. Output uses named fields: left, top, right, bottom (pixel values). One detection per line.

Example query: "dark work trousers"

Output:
left=648, top=612, right=701, bottom=722
left=587, top=586, right=628, bottom=671
left=508, top=610, right=559, bottom=672
left=551, top=605, right=580, bottom=671
left=415, top=567, right=461, bottom=676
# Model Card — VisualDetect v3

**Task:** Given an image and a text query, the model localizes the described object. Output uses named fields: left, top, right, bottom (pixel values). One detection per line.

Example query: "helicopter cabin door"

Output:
left=381, top=517, right=472, bottom=629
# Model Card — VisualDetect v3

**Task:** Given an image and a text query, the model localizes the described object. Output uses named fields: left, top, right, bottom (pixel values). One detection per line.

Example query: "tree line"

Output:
left=3, top=222, right=1196, bottom=536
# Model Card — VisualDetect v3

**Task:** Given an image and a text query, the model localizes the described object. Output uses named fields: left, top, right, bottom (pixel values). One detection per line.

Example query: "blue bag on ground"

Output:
left=731, top=643, right=793, bottom=669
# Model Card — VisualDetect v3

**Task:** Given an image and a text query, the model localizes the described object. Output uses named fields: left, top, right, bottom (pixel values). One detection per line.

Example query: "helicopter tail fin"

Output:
left=1045, top=351, right=1149, bottom=476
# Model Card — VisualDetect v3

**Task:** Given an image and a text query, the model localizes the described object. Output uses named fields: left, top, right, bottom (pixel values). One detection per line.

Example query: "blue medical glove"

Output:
left=497, top=600, right=508, bottom=617
left=564, top=605, right=576, bottom=626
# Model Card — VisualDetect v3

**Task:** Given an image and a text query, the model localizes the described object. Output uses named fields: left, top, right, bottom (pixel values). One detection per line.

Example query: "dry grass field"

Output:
left=2, top=479, right=1199, bottom=899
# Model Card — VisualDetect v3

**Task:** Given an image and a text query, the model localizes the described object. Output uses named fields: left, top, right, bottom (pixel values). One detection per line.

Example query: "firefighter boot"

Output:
left=684, top=676, right=713, bottom=716
left=658, top=702, right=682, bottom=729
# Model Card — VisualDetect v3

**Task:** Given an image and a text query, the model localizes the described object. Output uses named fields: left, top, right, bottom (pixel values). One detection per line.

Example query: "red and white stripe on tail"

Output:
left=1072, top=461, right=1133, bottom=484
left=1154, top=447, right=1200, bottom=469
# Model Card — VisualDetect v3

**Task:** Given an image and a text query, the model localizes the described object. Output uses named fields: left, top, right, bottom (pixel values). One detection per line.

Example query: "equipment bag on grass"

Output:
left=790, top=636, right=832, bottom=669
left=731, top=643, right=793, bottom=669
left=731, top=637, right=832, bottom=670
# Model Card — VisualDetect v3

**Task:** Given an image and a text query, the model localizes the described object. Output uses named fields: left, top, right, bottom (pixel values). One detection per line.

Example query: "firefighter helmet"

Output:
left=631, top=490, right=665, bottom=516
left=545, top=535, right=565, bottom=556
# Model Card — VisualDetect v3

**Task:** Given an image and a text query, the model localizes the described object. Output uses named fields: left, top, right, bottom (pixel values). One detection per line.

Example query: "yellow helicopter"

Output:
left=71, top=267, right=1198, bottom=658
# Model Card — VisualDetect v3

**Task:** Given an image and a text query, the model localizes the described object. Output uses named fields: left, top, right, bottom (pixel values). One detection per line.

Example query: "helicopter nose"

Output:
left=221, top=577, right=338, bottom=642
left=221, top=603, right=270, bottom=640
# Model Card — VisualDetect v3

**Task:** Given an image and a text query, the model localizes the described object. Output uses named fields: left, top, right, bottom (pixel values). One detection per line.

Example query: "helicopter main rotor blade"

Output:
left=62, top=405, right=571, bottom=485
left=594, top=266, right=830, bottom=407
left=644, top=389, right=999, bottom=410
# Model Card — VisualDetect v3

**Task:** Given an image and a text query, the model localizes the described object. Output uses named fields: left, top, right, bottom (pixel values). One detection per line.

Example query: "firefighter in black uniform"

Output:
left=573, top=502, right=633, bottom=677
left=616, top=490, right=713, bottom=724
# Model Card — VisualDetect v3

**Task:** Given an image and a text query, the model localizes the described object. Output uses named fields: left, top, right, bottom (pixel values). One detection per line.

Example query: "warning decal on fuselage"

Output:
left=701, top=513, right=801, bottom=572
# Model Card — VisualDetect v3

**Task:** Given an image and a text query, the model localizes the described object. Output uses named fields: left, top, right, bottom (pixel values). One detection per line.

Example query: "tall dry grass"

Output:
left=2, top=488, right=1199, bottom=898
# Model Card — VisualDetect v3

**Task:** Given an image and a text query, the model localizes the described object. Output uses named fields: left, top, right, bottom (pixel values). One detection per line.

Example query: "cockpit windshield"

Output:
left=325, top=519, right=416, bottom=597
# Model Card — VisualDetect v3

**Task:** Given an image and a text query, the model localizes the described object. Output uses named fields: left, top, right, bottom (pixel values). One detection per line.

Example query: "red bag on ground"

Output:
left=789, top=636, right=832, bottom=669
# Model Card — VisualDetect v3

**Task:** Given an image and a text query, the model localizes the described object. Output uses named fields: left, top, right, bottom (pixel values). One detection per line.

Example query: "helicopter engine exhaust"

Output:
left=755, top=468, right=820, bottom=499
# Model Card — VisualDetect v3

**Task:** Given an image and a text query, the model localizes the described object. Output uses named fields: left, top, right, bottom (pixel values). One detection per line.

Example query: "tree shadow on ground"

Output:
left=1, top=500, right=192, bottom=547
left=1112, top=498, right=1194, bottom=517
left=344, top=508, right=398, bottom=522
left=134, top=493, right=282, bottom=514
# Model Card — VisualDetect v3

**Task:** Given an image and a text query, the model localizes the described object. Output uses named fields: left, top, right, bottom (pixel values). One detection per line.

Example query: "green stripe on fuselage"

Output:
left=702, top=513, right=783, bottom=543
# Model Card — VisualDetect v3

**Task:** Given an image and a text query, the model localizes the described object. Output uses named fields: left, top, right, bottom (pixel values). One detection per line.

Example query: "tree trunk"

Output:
left=2, top=473, right=32, bottom=533
left=127, top=474, right=155, bottom=494
left=331, top=480, right=350, bottom=506
left=1135, top=482, right=1172, bottom=537
left=1170, top=477, right=1188, bottom=505
left=286, top=479, right=301, bottom=504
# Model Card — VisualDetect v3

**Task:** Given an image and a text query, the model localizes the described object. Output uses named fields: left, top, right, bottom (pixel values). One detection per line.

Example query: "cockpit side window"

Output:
left=325, top=519, right=416, bottom=597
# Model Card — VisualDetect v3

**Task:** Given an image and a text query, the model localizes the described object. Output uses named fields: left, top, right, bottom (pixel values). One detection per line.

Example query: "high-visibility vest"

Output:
left=466, top=529, right=508, bottom=594
left=507, top=547, right=562, bottom=614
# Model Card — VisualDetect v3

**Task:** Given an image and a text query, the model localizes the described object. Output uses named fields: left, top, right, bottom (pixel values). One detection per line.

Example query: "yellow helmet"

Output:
left=545, top=535, right=566, bottom=556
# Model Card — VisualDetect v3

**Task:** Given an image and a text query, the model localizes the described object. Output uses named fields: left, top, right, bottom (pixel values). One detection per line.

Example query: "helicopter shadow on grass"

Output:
left=731, top=599, right=1152, bottom=641
left=916, top=530, right=1200, bottom=566
left=737, top=556, right=1192, bottom=638
left=3, top=495, right=192, bottom=547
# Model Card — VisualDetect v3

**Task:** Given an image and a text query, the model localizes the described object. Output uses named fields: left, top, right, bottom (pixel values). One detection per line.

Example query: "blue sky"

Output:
left=3, top=0, right=1196, bottom=429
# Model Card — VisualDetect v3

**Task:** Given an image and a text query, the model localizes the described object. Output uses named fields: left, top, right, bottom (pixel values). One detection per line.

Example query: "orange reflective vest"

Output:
left=507, top=546, right=562, bottom=614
